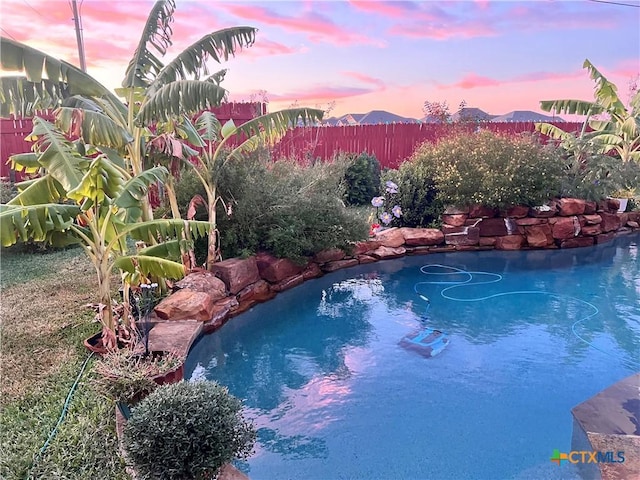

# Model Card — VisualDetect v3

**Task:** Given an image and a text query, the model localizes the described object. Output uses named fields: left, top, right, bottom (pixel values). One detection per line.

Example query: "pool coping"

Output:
left=148, top=227, right=640, bottom=480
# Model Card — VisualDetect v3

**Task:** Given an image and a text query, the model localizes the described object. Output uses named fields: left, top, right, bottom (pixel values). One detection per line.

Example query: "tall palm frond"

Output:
left=122, top=0, right=176, bottom=88
left=0, top=203, right=80, bottom=247
left=56, top=106, right=133, bottom=150
left=0, top=76, right=67, bottom=117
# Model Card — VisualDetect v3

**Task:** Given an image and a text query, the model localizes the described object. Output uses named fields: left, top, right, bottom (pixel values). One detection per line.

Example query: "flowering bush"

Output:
left=370, top=180, right=403, bottom=233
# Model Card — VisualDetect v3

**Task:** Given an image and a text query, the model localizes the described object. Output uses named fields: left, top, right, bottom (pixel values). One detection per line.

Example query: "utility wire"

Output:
left=1, top=28, right=17, bottom=40
left=587, top=0, right=640, bottom=7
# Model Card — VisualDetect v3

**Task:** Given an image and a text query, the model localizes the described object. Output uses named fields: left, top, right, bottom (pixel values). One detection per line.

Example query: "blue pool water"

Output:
left=185, top=234, right=640, bottom=480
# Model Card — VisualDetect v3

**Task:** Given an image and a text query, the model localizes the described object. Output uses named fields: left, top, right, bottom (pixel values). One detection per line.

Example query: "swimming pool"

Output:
left=185, top=234, right=639, bottom=480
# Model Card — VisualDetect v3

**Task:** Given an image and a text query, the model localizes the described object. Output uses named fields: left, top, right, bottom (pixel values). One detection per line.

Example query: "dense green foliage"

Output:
left=172, top=153, right=369, bottom=263
left=123, top=381, right=255, bottom=480
left=343, top=152, right=381, bottom=205
left=406, top=130, right=564, bottom=209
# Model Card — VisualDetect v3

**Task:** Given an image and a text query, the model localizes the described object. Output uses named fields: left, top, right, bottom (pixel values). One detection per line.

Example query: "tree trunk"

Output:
left=206, top=186, right=218, bottom=270
left=165, top=176, right=195, bottom=271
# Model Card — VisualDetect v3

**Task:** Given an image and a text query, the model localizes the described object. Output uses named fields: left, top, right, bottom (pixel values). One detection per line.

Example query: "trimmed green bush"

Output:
left=123, top=381, right=255, bottom=480
left=343, top=152, right=381, bottom=206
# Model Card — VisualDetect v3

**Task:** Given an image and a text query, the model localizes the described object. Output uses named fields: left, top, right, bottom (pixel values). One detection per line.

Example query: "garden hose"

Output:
left=26, top=351, right=94, bottom=478
left=414, top=264, right=640, bottom=370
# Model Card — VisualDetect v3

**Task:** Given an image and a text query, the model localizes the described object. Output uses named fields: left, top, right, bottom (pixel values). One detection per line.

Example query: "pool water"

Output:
left=185, top=234, right=640, bottom=480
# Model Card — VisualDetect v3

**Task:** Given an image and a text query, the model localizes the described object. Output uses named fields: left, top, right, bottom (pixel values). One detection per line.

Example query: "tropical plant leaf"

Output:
left=208, top=69, right=227, bottom=86
left=26, top=117, right=90, bottom=192
left=0, top=203, right=79, bottom=247
left=56, top=106, right=133, bottom=149
left=67, top=156, right=127, bottom=203
left=535, top=122, right=573, bottom=141
left=9, top=153, right=41, bottom=173
left=114, top=254, right=186, bottom=279
left=539, top=99, right=603, bottom=116
left=137, top=239, right=182, bottom=260
left=122, top=219, right=210, bottom=243
left=0, top=76, right=66, bottom=117
left=7, top=175, right=65, bottom=206
left=227, top=108, right=324, bottom=146
left=0, top=37, right=121, bottom=108
left=115, top=166, right=168, bottom=209
left=220, top=119, right=235, bottom=140
left=177, top=115, right=206, bottom=147
left=194, top=111, right=222, bottom=142
left=149, top=27, right=257, bottom=91
left=135, top=80, right=227, bottom=126
left=582, top=59, right=627, bottom=116
left=122, top=0, right=175, bottom=88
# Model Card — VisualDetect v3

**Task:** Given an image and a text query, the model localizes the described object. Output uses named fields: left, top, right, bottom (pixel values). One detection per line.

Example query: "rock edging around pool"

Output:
left=146, top=200, right=638, bottom=480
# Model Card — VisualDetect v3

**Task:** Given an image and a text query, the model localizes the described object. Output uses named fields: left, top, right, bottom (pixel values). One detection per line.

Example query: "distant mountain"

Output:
left=451, top=107, right=496, bottom=122
left=490, top=110, right=564, bottom=122
left=324, top=110, right=418, bottom=125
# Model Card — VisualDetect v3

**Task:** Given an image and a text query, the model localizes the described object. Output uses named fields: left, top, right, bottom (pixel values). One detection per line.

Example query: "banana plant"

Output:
left=1, top=117, right=210, bottom=351
left=173, top=107, right=324, bottom=269
left=1, top=0, right=258, bottom=220
left=537, top=59, right=640, bottom=164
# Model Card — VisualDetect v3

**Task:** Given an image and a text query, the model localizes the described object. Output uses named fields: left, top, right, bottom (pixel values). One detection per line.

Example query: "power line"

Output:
left=22, top=0, right=46, bottom=18
left=1, top=28, right=17, bottom=41
left=587, top=0, right=640, bottom=7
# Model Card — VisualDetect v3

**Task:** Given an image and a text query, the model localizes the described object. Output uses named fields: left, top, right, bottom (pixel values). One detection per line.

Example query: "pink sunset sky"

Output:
left=1, top=0, right=638, bottom=120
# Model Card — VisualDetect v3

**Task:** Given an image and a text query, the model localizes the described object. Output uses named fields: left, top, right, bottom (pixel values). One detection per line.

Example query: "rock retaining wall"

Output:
left=153, top=198, right=639, bottom=334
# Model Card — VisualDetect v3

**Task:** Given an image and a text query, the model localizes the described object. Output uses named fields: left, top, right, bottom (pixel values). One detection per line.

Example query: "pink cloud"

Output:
left=217, top=3, right=384, bottom=46
left=260, top=85, right=374, bottom=102
left=389, top=22, right=496, bottom=40
left=348, top=1, right=419, bottom=18
left=342, top=72, right=386, bottom=88
left=451, top=74, right=501, bottom=89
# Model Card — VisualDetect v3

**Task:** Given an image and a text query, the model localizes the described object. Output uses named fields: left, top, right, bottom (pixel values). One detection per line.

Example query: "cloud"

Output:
left=342, top=72, right=386, bottom=89
left=217, top=3, right=384, bottom=47
left=348, top=1, right=420, bottom=18
left=254, top=85, right=374, bottom=102
left=438, top=69, right=586, bottom=90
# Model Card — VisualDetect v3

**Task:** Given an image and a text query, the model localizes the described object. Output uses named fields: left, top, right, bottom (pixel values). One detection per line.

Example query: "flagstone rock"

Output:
left=302, top=262, right=323, bottom=280
left=600, top=213, right=621, bottom=232
left=256, top=252, right=305, bottom=283
left=374, top=227, right=405, bottom=248
left=353, top=240, right=381, bottom=255
left=444, top=226, right=480, bottom=246
left=441, top=214, right=468, bottom=227
left=174, top=271, right=227, bottom=300
left=584, top=201, right=597, bottom=214
left=582, top=214, right=602, bottom=225
left=443, top=205, right=469, bottom=215
left=561, top=237, right=594, bottom=248
left=370, top=246, right=406, bottom=260
left=400, top=227, right=444, bottom=246
left=496, top=235, right=525, bottom=250
left=552, top=216, right=580, bottom=239
left=478, top=218, right=509, bottom=237
left=313, top=248, right=345, bottom=264
left=154, top=289, right=216, bottom=321
left=468, top=205, right=497, bottom=218
left=525, top=224, right=553, bottom=247
left=515, top=217, right=547, bottom=226
left=559, top=198, right=586, bottom=216
left=581, top=224, right=602, bottom=236
left=272, top=274, right=305, bottom=292
left=210, top=257, right=260, bottom=295
left=322, top=258, right=359, bottom=272
left=505, top=205, right=530, bottom=218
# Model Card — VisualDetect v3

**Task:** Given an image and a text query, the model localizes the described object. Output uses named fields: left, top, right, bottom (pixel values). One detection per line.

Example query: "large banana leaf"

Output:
left=115, top=166, right=168, bottom=209
left=26, top=117, right=90, bottom=192
left=122, top=219, right=210, bottom=243
left=114, top=255, right=186, bottom=279
left=0, top=203, right=79, bottom=247
left=0, top=76, right=67, bottom=117
left=135, top=80, right=227, bottom=126
left=137, top=239, right=182, bottom=260
left=67, top=156, right=127, bottom=203
left=226, top=108, right=324, bottom=145
left=121, top=0, right=175, bottom=88
left=539, top=99, right=603, bottom=116
left=7, top=176, right=65, bottom=206
left=9, top=152, right=41, bottom=173
left=0, top=37, right=124, bottom=114
left=194, top=110, right=222, bottom=142
left=582, top=59, right=627, bottom=116
left=56, top=106, right=133, bottom=149
left=149, top=27, right=257, bottom=92
left=535, top=122, right=574, bottom=141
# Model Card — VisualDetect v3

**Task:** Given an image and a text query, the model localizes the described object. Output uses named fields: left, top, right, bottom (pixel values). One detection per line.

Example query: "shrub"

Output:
left=215, top=155, right=369, bottom=262
left=409, top=130, right=563, bottom=209
left=123, top=381, right=256, bottom=480
left=383, top=164, right=443, bottom=228
left=343, top=152, right=381, bottom=206
left=0, top=178, right=16, bottom=203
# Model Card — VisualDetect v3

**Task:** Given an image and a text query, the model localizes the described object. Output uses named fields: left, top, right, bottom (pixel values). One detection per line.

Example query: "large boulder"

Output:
left=313, top=248, right=345, bottom=264
left=322, top=258, right=359, bottom=272
left=210, top=257, right=260, bottom=295
left=600, top=212, right=621, bottom=232
left=525, top=224, right=553, bottom=247
left=478, top=218, right=508, bottom=237
left=551, top=216, right=580, bottom=240
left=558, top=198, right=586, bottom=216
left=174, top=271, right=227, bottom=301
left=370, top=246, right=406, bottom=260
left=495, top=235, right=525, bottom=250
left=444, top=226, right=480, bottom=246
left=441, top=214, right=467, bottom=227
left=505, top=205, right=530, bottom=218
left=255, top=252, right=305, bottom=283
left=154, top=289, right=217, bottom=321
left=374, top=227, right=405, bottom=248
left=399, top=228, right=444, bottom=246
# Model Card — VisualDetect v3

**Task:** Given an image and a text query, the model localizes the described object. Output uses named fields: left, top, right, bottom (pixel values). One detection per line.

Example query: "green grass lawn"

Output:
left=0, top=246, right=129, bottom=479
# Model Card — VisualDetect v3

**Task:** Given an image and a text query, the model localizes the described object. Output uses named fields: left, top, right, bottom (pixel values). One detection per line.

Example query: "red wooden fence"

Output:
left=0, top=102, right=266, bottom=181
left=271, top=121, right=584, bottom=169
